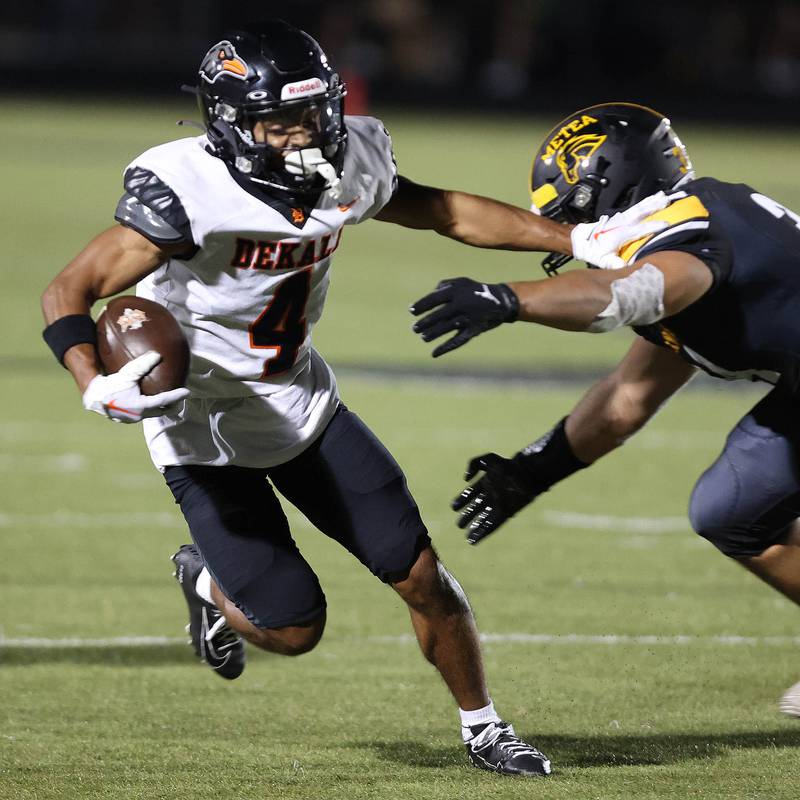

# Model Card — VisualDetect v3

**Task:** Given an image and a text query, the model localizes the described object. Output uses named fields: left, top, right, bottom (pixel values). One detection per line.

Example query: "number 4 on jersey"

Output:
left=249, top=269, right=311, bottom=377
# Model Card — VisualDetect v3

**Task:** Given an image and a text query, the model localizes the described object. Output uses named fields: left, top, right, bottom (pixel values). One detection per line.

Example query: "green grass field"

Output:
left=2, top=99, right=800, bottom=799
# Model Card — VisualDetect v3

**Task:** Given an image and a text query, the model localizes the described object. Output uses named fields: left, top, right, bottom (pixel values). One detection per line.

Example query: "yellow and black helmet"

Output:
left=530, top=103, right=693, bottom=273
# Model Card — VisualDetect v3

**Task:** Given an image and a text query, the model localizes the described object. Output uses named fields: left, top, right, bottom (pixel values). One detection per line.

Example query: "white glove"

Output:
left=571, top=191, right=671, bottom=270
left=82, top=351, right=190, bottom=424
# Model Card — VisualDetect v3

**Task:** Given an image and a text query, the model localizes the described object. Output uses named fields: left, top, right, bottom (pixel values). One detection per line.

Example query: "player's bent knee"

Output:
left=250, top=612, right=326, bottom=656
left=689, top=470, right=743, bottom=556
left=689, top=489, right=776, bottom=559
left=391, top=546, right=437, bottom=599
left=693, top=524, right=768, bottom=558
left=392, top=547, right=471, bottom=615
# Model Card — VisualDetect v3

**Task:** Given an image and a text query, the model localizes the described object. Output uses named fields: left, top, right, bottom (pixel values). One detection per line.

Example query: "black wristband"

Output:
left=512, top=417, right=587, bottom=492
left=42, top=314, right=97, bottom=366
left=496, top=283, right=520, bottom=322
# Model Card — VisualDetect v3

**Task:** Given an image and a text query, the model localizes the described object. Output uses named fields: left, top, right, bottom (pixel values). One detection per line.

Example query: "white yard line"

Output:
left=0, top=453, right=87, bottom=472
left=0, top=636, right=185, bottom=648
left=542, top=510, right=689, bottom=534
left=1, top=633, right=798, bottom=649
left=370, top=633, right=800, bottom=646
left=0, top=509, right=688, bottom=534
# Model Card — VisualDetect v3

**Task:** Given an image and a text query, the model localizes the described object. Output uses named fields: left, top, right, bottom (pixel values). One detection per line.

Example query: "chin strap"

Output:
left=284, top=148, right=343, bottom=200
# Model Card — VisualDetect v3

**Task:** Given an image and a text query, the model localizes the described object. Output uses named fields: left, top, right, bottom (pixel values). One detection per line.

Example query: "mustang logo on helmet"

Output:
left=199, top=40, right=250, bottom=84
left=555, top=133, right=607, bottom=185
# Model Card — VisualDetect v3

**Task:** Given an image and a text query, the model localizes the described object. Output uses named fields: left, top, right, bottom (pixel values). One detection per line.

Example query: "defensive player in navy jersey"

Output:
left=411, top=102, right=800, bottom=716
left=40, top=28, right=663, bottom=777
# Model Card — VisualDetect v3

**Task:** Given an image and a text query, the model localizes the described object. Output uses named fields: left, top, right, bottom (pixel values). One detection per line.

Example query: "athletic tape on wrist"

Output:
left=42, top=314, right=97, bottom=366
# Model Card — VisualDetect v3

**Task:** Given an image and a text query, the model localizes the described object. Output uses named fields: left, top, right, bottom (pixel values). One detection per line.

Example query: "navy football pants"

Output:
left=164, top=405, right=431, bottom=629
left=689, top=387, right=800, bottom=557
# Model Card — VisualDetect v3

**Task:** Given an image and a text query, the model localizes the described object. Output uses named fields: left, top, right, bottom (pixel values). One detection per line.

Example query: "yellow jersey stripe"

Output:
left=619, top=195, right=710, bottom=263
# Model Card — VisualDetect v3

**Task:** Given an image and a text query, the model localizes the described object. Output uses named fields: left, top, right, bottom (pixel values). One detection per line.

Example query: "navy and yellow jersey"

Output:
left=620, top=177, right=800, bottom=392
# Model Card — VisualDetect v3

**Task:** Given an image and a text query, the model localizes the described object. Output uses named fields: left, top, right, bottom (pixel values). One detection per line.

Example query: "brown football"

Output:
left=96, top=296, right=190, bottom=395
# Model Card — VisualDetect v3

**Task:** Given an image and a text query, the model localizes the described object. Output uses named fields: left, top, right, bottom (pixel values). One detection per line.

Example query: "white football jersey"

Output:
left=125, top=115, right=397, bottom=468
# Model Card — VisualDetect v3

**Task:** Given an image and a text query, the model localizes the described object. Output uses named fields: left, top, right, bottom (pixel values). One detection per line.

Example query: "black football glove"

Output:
left=452, top=419, right=589, bottom=545
left=452, top=453, right=545, bottom=545
left=410, top=277, right=519, bottom=357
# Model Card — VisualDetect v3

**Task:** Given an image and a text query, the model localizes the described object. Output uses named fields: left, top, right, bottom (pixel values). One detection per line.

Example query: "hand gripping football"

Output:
left=96, top=296, right=190, bottom=395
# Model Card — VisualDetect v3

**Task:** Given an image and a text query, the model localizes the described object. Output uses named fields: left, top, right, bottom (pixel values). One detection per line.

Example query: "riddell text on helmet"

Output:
left=280, top=78, right=326, bottom=100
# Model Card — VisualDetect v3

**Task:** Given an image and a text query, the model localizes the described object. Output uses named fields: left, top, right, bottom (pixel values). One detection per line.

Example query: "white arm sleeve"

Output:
left=587, top=262, right=665, bottom=333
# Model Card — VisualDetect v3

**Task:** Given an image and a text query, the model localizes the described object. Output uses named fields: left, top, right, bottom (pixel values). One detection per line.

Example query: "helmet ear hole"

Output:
left=215, top=103, right=237, bottom=123
left=206, top=119, right=239, bottom=160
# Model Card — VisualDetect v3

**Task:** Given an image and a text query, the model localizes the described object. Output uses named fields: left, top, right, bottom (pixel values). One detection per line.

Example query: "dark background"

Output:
left=3, top=1, right=800, bottom=120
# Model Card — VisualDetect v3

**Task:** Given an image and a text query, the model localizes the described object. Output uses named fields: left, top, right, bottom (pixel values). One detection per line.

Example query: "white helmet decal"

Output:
left=280, top=77, right=326, bottom=100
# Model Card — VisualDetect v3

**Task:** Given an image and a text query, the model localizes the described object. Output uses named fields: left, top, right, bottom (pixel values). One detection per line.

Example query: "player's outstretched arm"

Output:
left=564, top=337, right=698, bottom=462
left=41, top=225, right=190, bottom=420
left=375, top=176, right=572, bottom=253
left=456, top=338, right=697, bottom=544
left=376, top=177, right=668, bottom=267
left=510, top=250, right=713, bottom=331
left=411, top=250, right=713, bottom=357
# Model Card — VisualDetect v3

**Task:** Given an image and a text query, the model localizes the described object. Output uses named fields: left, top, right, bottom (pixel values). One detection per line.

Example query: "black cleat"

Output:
left=171, top=544, right=245, bottom=680
left=464, top=721, right=552, bottom=776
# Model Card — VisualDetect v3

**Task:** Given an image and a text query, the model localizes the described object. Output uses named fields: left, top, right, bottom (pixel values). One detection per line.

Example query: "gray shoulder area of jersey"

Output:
left=131, top=134, right=213, bottom=172
left=343, top=115, right=396, bottom=166
left=114, top=192, right=188, bottom=243
left=124, top=134, right=226, bottom=201
left=116, top=136, right=222, bottom=244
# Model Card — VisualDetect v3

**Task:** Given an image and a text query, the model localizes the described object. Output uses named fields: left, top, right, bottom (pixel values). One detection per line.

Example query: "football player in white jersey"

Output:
left=41, top=22, right=661, bottom=777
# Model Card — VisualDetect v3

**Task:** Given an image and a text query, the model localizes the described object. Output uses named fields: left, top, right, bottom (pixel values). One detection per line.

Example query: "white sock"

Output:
left=194, top=567, right=214, bottom=604
left=460, top=700, right=501, bottom=741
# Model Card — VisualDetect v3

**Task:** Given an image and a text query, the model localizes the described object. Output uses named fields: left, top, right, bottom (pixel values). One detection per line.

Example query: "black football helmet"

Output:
left=529, top=102, right=694, bottom=274
left=192, top=20, right=347, bottom=198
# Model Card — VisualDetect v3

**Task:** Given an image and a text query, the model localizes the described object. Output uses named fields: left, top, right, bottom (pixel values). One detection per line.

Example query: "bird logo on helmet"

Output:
left=199, top=41, right=250, bottom=84
left=529, top=102, right=694, bottom=275
left=189, top=20, right=348, bottom=201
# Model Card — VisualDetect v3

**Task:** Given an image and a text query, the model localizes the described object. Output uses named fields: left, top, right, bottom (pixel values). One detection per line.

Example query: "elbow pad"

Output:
left=587, top=263, right=665, bottom=333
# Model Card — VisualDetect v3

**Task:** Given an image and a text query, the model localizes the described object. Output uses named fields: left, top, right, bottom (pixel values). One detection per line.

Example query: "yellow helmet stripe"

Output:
left=530, top=183, right=558, bottom=210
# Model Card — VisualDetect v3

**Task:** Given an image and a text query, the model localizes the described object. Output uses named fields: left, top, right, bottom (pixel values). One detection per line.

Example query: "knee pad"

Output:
left=689, top=481, right=787, bottom=558
left=688, top=392, right=800, bottom=558
left=691, top=522, right=777, bottom=558
left=233, top=567, right=327, bottom=631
